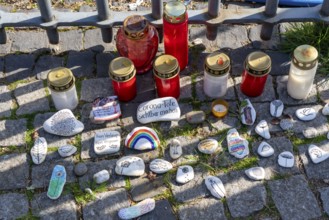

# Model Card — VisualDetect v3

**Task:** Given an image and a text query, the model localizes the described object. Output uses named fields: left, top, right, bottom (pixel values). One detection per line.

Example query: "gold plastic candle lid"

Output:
left=47, top=67, right=75, bottom=92
left=153, top=55, right=180, bottom=79
left=292, top=45, right=318, bottom=70
left=205, top=52, right=230, bottom=76
left=123, top=15, right=149, bottom=40
left=245, top=51, right=271, bottom=76
left=164, top=1, right=187, bottom=24
left=109, top=57, right=136, bottom=82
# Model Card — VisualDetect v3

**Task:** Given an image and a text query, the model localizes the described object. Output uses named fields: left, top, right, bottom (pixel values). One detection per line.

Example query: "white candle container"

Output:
left=203, top=52, right=230, bottom=98
left=287, top=45, right=318, bottom=100
left=47, top=67, right=78, bottom=110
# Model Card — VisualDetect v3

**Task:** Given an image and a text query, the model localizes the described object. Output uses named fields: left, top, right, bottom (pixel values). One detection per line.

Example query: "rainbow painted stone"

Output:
left=125, top=127, right=160, bottom=150
left=227, top=128, right=249, bottom=159
left=47, top=165, right=66, bottom=200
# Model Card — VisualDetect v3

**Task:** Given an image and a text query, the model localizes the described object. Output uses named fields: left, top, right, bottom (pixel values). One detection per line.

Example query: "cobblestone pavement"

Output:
left=1, top=5, right=329, bottom=220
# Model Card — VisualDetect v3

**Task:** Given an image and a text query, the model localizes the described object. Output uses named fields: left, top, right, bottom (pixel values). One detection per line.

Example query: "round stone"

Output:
left=295, top=108, right=316, bottom=121
left=74, top=163, right=88, bottom=176
left=280, top=119, right=293, bottom=131
left=198, top=138, right=218, bottom=154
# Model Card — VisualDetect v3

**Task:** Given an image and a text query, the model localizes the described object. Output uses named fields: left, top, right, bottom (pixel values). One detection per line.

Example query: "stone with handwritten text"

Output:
left=295, top=108, right=316, bottom=121
left=94, top=131, right=121, bottom=155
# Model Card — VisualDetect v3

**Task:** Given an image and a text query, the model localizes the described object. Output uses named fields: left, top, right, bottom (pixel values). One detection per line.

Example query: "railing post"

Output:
left=0, top=28, right=6, bottom=44
left=96, top=0, right=113, bottom=43
left=206, top=0, right=220, bottom=41
left=260, top=0, right=279, bottom=40
left=152, top=0, right=163, bottom=20
left=320, top=0, right=329, bottom=16
left=37, top=0, right=59, bottom=44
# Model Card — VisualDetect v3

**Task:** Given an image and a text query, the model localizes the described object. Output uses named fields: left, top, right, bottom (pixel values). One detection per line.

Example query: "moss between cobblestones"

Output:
left=73, top=134, right=82, bottom=162
left=290, top=135, right=327, bottom=152
left=66, top=182, right=108, bottom=205
left=255, top=183, right=281, bottom=219
left=124, top=177, right=131, bottom=191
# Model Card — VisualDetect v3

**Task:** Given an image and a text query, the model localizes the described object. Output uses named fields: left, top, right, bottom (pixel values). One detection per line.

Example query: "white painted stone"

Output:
left=192, top=38, right=203, bottom=45
left=136, top=97, right=181, bottom=124
left=227, top=128, right=249, bottom=159
left=322, top=103, right=329, bottom=116
left=58, top=145, right=77, bottom=157
left=308, top=144, right=329, bottom=164
left=302, top=127, right=318, bottom=139
left=115, top=156, right=145, bottom=177
left=93, top=170, right=110, bottom=184
left=43, top=109, right=84, bottom=136
left=257, top=141, right=274, bottom=157
left=245, top=167, right=265, bottom=181
left=30, top=137, right=47, bottom=165
left=118, top=198, right=155, bottom=220
left=125, top=127, right=160, bottom=150
left=280, top=119, right=293, bottom=131
left=255, top=120, right=271, bottom=139
left=94, top=131, right=121, bottom=155
left=149, top=159, right=173, bottom=174
left=240, top=99, right=256, bottom=125
left=198, top=139, right=218, bottom=154
left=169, top=138, right=182, bottom=159
left=270, top=100, right=284, bottom=118
left=205, top=176, right=226, bottom=199
left=278, top=151, right=294, bottom=168
left=295, top=108, right=317, bottom=121
left=176, top=165, right=194, bottom=184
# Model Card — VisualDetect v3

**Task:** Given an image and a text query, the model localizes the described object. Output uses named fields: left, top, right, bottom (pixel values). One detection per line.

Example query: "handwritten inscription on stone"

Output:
left=94, top=131, right=121, bottom=155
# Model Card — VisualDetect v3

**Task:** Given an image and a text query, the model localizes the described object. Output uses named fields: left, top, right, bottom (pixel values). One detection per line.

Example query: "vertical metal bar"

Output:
left=96, top=0, right=112, bottom=43
left=320, top=0, right=329, bottom=16
left=260, top=23, right=275, bottom=40
left=152, top=0, right=163, bottom=20
left=206, top=26, right=218, bottom=41
left=208, top=0, right=220, bottom=18
left=37, top=0, right=59, bottom=44
left=0, top=28, right=6, bottom=44
left=264, top=0, right=279, bottom=17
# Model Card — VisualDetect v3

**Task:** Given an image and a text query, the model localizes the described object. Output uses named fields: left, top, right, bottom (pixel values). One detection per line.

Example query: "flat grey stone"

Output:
left=0, top=119, right=27, bottom=146
left=248, top=25, right=280, bottom=50
left=31, top=151, right=76, bottom=188
left=120, top=102, right=143, bottom=131
left=159, top=103, right=193, bottom=132
left=267, top=51, right=291, bottom=76
left=319, top=187, right=329, bottom=216
left=0, top=85, right=12, bottom=117
left=80, top=78, right=113, bottom=102
left=14, top=81, right=50, bottom=115
left=31, top=193, right=77, bottom=220
left=180, top=75, right=192, bottom=100
left=78, top=160, right=125, bottom=190
left=316, top=75, right=329, bottom=103
left=96, top=52, right=117, bottom=77
left=84, top=28, right=116, bottom=52
left=66, top=51, right=95, bottom=78
left=0, top=193, right=29, bottom=219
left=252, top=137, right=300, bottom=180
left=134, top=71, right=156, bottom=102
left=55, top=30, right=83, bottom=52
left=4, top=54, right=35, bottom=83
left=10, top=31, right=49, bottom=53
left=178, top=198, right=226, bottom=220
left=34, top=55, right=64, bottom=80
left=0, top=153, right=29, bottom=190
left=74, top=162, right=88, bottom=176
left=124, top=148, right=160, bottom=164
left=269, top=175, right=322, bottom=220
left=298, top=140, right=329, bottom=179
left=83, top=189, right=129, bottom=220
left=140, top=199, right=176, bottom=220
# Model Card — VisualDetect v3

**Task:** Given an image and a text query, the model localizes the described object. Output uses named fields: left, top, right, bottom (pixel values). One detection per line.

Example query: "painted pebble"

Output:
left=115, top=156, right=145, bottom=177
left=74, top=163, right=88, bottom=176
left=257, top=141, right=274, bottom=157
left=295, top=108, right=316, bottom=121
left=278, top=151, right=294, bottom=168
left=302, top=127, right=318, bottom=139
left=198, top=139, right=218, bottom=154
left=58, top=145, right=77, bottom=157
left=30, top=137, right=47, bottom=165
left=176, top=165, right=194, bottom=184
left=149, top=159, right=173, bottom=174
left=322, top=103, right=329, bottom=116
left=43, top=109, right=84, bottom=136
left=245, top=167, right=265, bottom=180
left=125, top=127, right=160, bottom=150
left=205, top=176, right=226, bottom=199
left=280, top=119, right=293, bottom=131
left=118, top=198, right=155, bottom=220
left=169, top=139, right=182, bottom=159
left=270, top=100, right=284, bottom=118
left=308, top=144, right=329, bottom=164
left=94, top=131, right=121, bottom=155
left=255, top=120, right=271, bottom=139
left=93, top=170, right=110, bottom=184
left=240, top=99, right=256, bottom=126
left=186, top=111, right=206, bottom=124
left=47, top=165, right=66, bottom=200
left=227, top=128, right=249, bottom=159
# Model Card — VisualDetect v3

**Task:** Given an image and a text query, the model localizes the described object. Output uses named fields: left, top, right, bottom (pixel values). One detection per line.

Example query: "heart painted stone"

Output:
left=302, top=127, right=318, bottom=139
left=240, top=99, right=256, bottom=126
left=118, top=198, right=155, bottom=220
left=125, top=127, right=160, bottom=151
left=115, top=156, right=145, bottom=177
left=308, top=144, right=329, bottom=164
left=255, top=120, right=271, bottom=139
left=30, top=137, right=47, bottom=165
left=94, top=131, right=121, bottom=155
left=270, top=100, right=284, bottom=118
left=169, top=139, right=182, bottom=159
left=278, top=151, right=294, bottom=168
left=136, top=97, right=181, bottom=124
left=280, top=119, right=293, bottom=131
left=149, top=159, right=173, bottom=174
left=227, top=128, right=249, bottom=159
left=186, top=111, right=206, bottom=124
left=176, top=165, right=194, bottom=184
left=322, top=103, right=329, bottom=116
left=93, top=170, right=110, bottom=184
left=257, top=141, right=274, bottom=157
left=47, top=165, right=66, bottom=200
left=58, top=145, right=77, bottom=157
left=198, top=139, right=218, bottom=154
left=295, top=108, right=316, bottom=121
left=205, top=176, right=226, bottom=199
left=245, top=167, right=265, bottom=180
left=43, top=109, right=84, bottom=136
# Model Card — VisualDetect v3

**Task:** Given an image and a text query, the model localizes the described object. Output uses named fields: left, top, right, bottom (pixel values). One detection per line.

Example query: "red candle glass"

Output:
left=163, top=1, right=188, bottom=71
left=116, top=15, right=159, bottom=74
left=240, top=51, right=271, bottom=97
left=153, top=55, right=180, bottom=99
left=109, top=57, right=137, bottom=102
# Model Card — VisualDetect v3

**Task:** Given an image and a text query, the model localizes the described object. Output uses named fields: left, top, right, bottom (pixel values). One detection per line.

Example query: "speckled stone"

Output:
left=74, top=163, right=88, bottom=176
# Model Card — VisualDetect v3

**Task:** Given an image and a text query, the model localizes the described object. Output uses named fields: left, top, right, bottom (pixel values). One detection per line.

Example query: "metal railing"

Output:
left=0, top=0, right=329, bottom=45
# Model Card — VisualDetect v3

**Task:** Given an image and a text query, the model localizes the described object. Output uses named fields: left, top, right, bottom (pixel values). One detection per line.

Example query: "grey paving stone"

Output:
left=134, top=71, right=156, bottom=103
left=0, top=193, right=29, bottom=219
left=83, top=188, right=129, bottom=220
left=252, top=137, right=300, bottom=179
left=0, top=153, right=29, bottom=190
left=298, top=140, right=329, bottom=180
left=66, top=50, right=95, bottom=78
left=55, top=30, right=83, bottom=52
left=159, top=103, right=193, bottom=132
left=120, top=102, right=143, bottom=131
left=96, top=52, right=117, bottom=77
left=78, top=159, right=125, bottom=190
left=34, top=55, right=64, bottom=80
left=230, top=47, right=258, bottom=76
left=14, top=80, right=50, bottom=115
left=84, top=28, right=116, bottom=52
left=178, top=198, right=226, bottom=220
left=0, top=119, right=27, bottom=147
left=248, top=24, right=280, bottom=50
left=10, top=30, right=49, bottom=53
left=319, top=187, right=329, bottom=216
left=269, top=175, right=322, bottom=220
left=180, top=75, right=192, bottom=100
left=0, top=85, right=12, bottom=118
left=80, top=78, right=113, bottom=102
left=316, top=75, right=329, bottom=103
left=81, top=126, right=121, bottom=160
left=31, top=192, right=77, bottom=220
left=0, top=33, right=12, bottom=55
left=267, top=51, right=291, bottom=76
left=124, top=148, right=160, bottom=164
left=4, top=54, right=35, bottom=83
left=31, top=151, right=76, bottom=188
left=277, top=75, right=318, bottom=105
left=140, top=199, right=176, bottom=220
